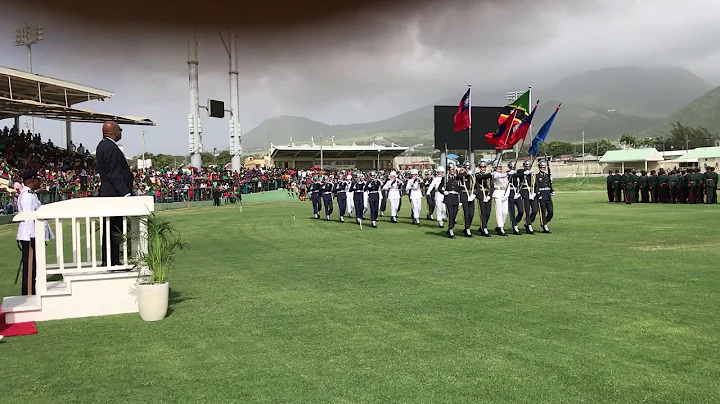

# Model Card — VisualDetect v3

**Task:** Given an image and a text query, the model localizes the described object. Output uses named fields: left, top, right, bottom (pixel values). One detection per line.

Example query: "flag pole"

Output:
left=467, top=84, right=472, bottom=173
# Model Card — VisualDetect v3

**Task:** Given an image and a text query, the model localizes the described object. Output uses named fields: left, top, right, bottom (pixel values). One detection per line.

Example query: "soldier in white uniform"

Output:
left=426, top=166, right=446, bottom=227
left=382, top=171, right=403, bottom=223
left=405, top=169, right=424, bottom=225
left=346, top=174, right=355, bottom=217
left=16, top=170, right=54, bottom=296
left=492, top=163, right=511, bottom=236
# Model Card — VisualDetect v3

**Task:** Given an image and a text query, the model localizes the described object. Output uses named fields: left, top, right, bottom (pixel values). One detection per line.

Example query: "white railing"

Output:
left=14, top=196, right=154, bottom=296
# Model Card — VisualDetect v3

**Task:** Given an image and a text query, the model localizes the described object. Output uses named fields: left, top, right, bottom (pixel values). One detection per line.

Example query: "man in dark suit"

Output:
left=96, top=121, right=134, bottom=267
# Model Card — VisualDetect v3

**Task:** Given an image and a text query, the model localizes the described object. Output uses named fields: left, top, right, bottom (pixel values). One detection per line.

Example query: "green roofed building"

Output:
left=673, top=146, right=720, bottom=169
left=599, top=148, right=664, bottom=173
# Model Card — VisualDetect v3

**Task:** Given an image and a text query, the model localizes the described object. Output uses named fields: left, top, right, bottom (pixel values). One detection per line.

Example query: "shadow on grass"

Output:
left=166, top=288, right=195, bottom=318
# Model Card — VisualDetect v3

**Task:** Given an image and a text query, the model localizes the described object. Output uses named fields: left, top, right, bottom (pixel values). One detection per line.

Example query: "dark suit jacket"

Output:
left=96, top=137, right=133, bottom=197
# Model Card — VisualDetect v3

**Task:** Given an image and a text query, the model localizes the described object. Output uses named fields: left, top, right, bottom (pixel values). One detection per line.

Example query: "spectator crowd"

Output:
left=1, top=126, right=296, bottom=214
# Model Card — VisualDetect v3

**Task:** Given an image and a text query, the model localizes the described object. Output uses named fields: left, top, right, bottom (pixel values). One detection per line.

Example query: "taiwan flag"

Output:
left=453, top=88, right=471, bottom=132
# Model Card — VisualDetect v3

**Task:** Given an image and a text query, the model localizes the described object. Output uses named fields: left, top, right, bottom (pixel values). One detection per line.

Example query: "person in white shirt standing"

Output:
left=16, top=170, right=54, bottom=296
left=382, top=171, right=403, bottom=223
left=405, top=169, right=424, bottom=225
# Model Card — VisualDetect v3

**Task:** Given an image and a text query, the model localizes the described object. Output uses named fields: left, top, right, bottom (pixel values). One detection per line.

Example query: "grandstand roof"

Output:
left=599, top=148, right=663, bottom=163
left=270, top=143, right=408, bottom=159
left=0, top=96, right=154, bottom=126
left=0, top=66, right=113, bottom=106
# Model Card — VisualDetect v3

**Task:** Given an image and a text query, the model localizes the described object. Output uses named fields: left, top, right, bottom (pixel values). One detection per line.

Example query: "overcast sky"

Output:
left=2, top=0, right=720, bottom=156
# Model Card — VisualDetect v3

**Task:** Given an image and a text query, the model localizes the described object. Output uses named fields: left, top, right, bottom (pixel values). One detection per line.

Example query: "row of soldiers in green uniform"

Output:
left=607, top=166, right=718, bottom=204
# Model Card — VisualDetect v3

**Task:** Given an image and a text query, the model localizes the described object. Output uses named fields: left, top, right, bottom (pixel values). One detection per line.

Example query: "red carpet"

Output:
left=0, top=309, right=37, bottom=338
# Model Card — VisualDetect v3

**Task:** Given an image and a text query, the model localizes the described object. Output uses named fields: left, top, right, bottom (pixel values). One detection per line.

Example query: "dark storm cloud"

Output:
left=2, top=0, right=720, bottom=156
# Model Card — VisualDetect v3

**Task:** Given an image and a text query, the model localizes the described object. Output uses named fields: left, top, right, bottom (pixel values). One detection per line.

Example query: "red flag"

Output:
left=497, top=103, right=538, bottom=150
left=485, top=109, right=517, bottom=146
left=453, top=88, right=471, bottom=132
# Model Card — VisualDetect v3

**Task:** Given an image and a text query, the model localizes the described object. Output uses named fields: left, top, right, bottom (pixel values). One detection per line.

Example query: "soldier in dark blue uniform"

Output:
left=439, top=163, right=460, bottom=239
left=424, top=170, right=436, bottom=220
left=458, top=161, right=475, bottom=238
left=333, top=175, right=349, bottom=222
left=321, top=175, right=334, bottom=221
left=365, top=171, right=382, bottom=228
left=535, top=160, right=554, bottom=234
left=474, top=161, right=492, bottom=237
left=507, top=161, right=524, bottom=235
left=519, top=160, right=538, bottom=235
left=309, top=176, right=323, bottom=219
left=351, top=173, right=367, bottom=225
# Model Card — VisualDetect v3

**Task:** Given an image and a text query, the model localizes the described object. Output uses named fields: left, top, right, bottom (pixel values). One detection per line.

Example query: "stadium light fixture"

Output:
left=14, top=23, right=44, bottom=133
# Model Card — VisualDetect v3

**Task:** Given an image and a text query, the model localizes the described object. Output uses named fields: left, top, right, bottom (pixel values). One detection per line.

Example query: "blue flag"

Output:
left=528, top=105, right=560, bottom=157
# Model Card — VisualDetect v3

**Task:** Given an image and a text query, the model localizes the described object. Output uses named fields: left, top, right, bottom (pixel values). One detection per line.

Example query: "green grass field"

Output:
left=1, top=190, right=719, bottom=403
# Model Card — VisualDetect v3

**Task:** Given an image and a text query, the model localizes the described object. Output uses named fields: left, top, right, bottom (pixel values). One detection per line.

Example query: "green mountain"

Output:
left=243, top=67, right=712, bottom=150
left=640, top=86, right=720, bottom=138
left=543, top=66, right=714, bottom=118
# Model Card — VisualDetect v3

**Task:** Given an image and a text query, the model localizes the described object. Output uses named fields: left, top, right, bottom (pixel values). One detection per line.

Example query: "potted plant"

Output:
left=128, top=212, right=186, bottom=321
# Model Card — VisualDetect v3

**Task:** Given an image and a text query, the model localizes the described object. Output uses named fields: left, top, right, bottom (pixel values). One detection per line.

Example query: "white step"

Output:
left=3, top=270, right=141, bottom=324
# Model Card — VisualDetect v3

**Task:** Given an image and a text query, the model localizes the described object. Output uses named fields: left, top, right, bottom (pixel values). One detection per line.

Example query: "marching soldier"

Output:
left=366, top=171, right=383, bottom=228
left=346, top=173, right=355, bottom=217
left=507, top=161, right=524, bottom=235
left=438, top=163, right=461, bottom=239
left=458, top=161, right=475, bottom=237
left=694, top=168, right=704, bottom=203
left=424, top=170, right=436, bottom=220
left=638, top=170, right=648, bottom=203
left=491, top=163, right=510, bottom=236
left=405, top=169, right=423, bottom=225
left=382, top=171, right=403, bottom=223
left=612, top=170, right=623, bottom=203
left=622, top=169, right=635, bottom=204
left=687, top=168, right=698, bottom=204
left=607, top=171, right=615, bottom=202
left=649, top=169, right=658, bottom=202
left=668, top=170, right=679, bottom=203
left=658, top=169, right=668, bottom=203
left=16, top=170, right=54, bottom=296
left=351, top=173, right=366, bottom=225
left=426, top=166, right=446, bottom=227
left=321, top=175, right=334, bottom=220
left=333, top=174, right=349, bottom=222
left=704, top=166, right=718, bottom=204
left=474, top=161, right=493, bottom=237
left=633, top=170, right=640, bottom=203
left=309, top=175, right=323, bottom=219
left=535, top=160, right=554, bottom=233
left=519, top=160, right=538, bottom=235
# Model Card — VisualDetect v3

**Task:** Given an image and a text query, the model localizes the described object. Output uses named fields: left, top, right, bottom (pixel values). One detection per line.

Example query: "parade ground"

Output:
left=1, top=185, right=719, bottom=402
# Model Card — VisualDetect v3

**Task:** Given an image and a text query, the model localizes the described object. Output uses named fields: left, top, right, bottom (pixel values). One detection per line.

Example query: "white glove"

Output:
left=529, top=192, right=536, bottom=200
left=468, top=194, right=476, bottom=202
left=483, top=196, right=491, bottom=203
left=525, top=170, right=533, bottom=175
left=443, top=191, right=449, bottom=195
left=514, top=193, right=521, bottom=200
left=509, top=170, right=516, bottom=175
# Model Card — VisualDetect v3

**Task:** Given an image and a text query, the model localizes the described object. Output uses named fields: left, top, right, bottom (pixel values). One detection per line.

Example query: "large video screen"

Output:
left=434, top=106, right=503, bottom=151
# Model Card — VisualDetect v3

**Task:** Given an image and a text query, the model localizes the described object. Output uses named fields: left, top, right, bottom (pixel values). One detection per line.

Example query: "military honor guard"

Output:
left=506, top=161, right=524, bottom=235
left=426, top=166, right=446, bottom=227
left=351, top=173, right=367, bottom=225
left=474, top=161, right=493, bottom=237
left=366, top=171, right=383, bottom=228
left=309, top=175, right=323, bottom=219
left=321, top=175, right=335, bottom=220
left=423, top=170, right=436, bottom=220
left=383, top=171, right=403, bottom=223
left=438, top=163, right=461, bottom=239
left=612, top=170, right=622, bottom=202
left=333, top=174, right=349, bottom=222
left=622, top=169, right=636, bottom=204
left=16, top=170, right=54, bottom=296
left=490, top=163, right=510, bottom=236
left=704, top=166, right=718, bottom=204
left=405, top=169, right=424, bottom=225
left=535, top=160, right=554, bottom=233
left=346, top=174, right=355, bottom=217
left=606, top=171, right=615, bottom=202
left=519, top=160, right=538, bottom=235
left=458, top=161, right=476, bottom=237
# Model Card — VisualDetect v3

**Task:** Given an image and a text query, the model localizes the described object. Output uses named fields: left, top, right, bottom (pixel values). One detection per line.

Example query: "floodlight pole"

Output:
left=14, top=23, right=43, bottom=133
left=228, top=28, right=242, bottom=172
left=188, top=32, right=203, bottom=169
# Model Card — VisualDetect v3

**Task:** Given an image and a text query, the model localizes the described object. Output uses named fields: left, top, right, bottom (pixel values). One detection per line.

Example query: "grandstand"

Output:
left=269, top=142, right=408, bottom=170
left=0, top=65, right=154, bottom=147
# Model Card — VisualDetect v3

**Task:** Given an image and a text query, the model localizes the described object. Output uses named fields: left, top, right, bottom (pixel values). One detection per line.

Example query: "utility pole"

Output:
left=582, top=131, right=585, bottom=176
left=227, top=28, right=242, bottom=172
left=188, top=32, right=203, bottom=169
